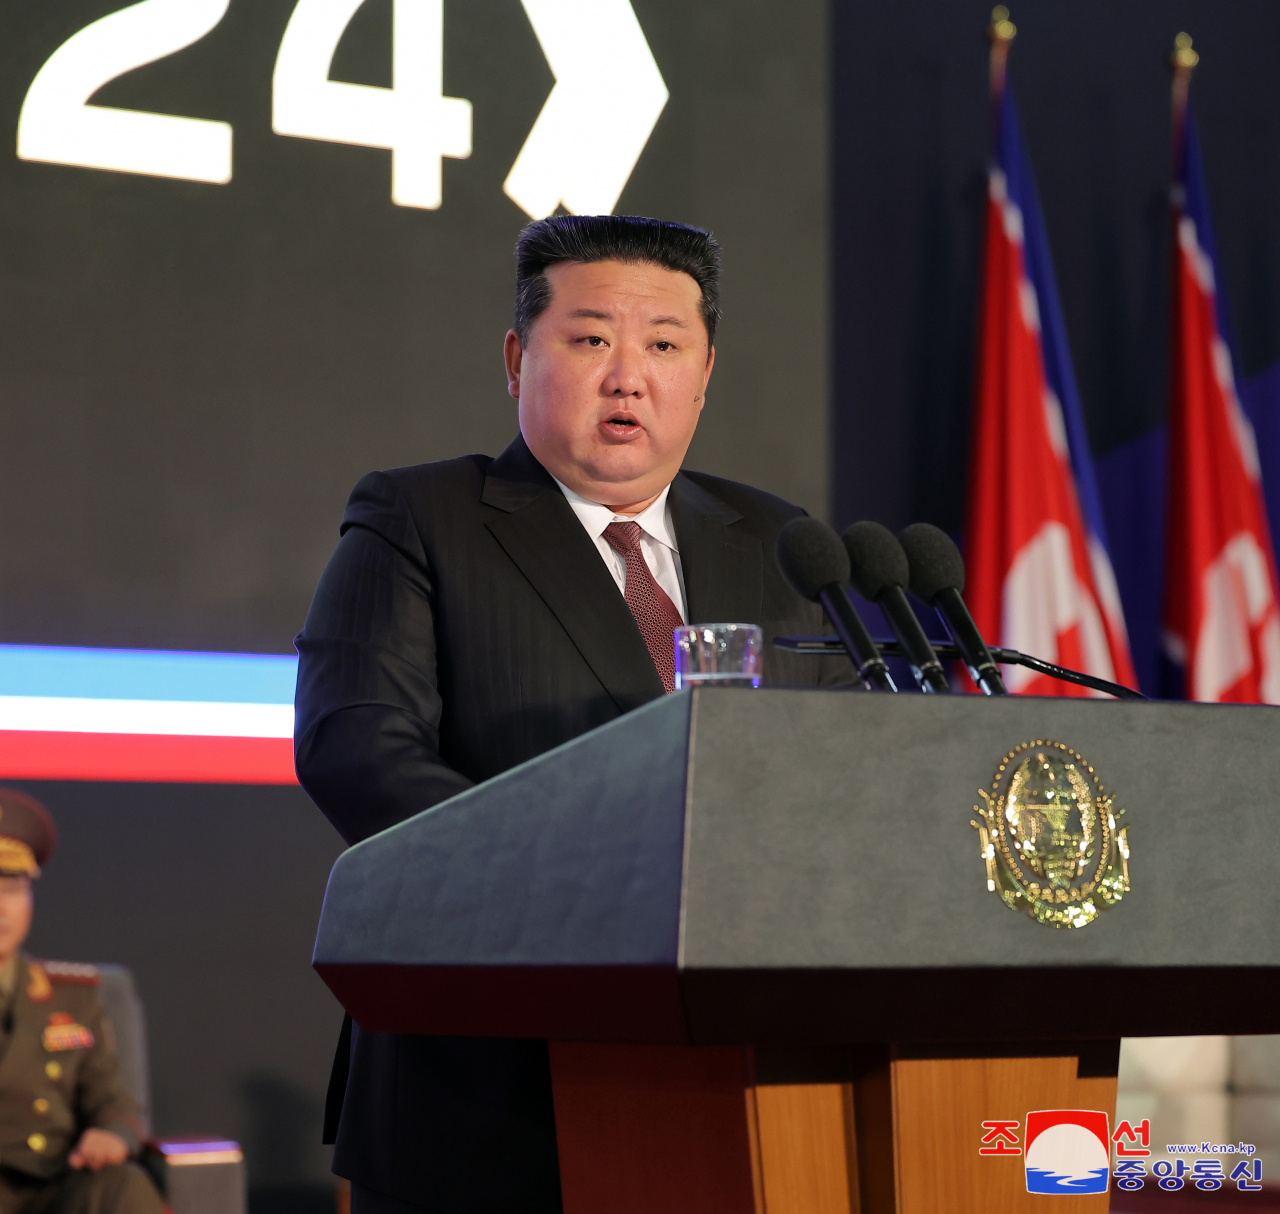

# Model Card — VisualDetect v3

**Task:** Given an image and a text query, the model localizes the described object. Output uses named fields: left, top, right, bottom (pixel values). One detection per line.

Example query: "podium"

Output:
left=313, top=689, right=1280, bottom=1213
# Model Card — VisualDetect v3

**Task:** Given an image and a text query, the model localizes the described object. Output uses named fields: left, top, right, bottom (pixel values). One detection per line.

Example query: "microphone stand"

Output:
left=773, top=636, right=1148, bottom=701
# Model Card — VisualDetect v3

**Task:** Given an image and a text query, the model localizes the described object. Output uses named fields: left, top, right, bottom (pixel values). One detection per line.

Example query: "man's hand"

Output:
left=69, top=1128, right=129, bottom=1171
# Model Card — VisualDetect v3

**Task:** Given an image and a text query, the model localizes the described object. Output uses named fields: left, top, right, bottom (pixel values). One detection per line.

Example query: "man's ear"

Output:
left=504, top=330, right=523, bottom=400
left=700, top=343, right=716, bottom=400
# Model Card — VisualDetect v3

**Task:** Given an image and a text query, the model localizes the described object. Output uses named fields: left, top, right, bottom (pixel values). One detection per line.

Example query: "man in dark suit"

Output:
left=295, top=215, right=853, bottom=1213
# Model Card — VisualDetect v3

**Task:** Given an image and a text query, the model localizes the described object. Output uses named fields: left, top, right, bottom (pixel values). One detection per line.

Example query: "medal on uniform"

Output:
left=41, top=1011, right=94, bottom=1052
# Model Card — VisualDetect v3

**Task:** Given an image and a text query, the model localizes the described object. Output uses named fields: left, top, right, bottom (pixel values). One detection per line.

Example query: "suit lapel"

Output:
left=482, top=436, right=665, bottom=712
left=668, top=474, right=763, bottom=624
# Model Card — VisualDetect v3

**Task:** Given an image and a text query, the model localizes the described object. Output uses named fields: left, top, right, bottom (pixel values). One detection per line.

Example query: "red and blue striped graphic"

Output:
left=0, top=645, right=297, bottom=784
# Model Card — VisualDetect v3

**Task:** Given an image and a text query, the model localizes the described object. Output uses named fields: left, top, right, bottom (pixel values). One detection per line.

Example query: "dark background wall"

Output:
left=831, top=0, right=1280, bottom=536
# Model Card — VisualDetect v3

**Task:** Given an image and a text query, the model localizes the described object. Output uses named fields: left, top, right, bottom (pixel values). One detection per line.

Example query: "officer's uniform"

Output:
left=0, top=791, right=162, bottom=1214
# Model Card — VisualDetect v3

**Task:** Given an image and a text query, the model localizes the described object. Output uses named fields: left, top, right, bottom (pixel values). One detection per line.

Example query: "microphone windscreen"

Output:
left=842, top=521, right=910, bottom=601
left=776, top=517, right=851, bottom=602
left=898, top=523, right=966, bottom=602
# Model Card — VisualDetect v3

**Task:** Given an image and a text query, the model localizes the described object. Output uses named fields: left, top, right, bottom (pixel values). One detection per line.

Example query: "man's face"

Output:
left=0, top=876, right=32, bottom=961
left=505, top=259, right=715, bottom=509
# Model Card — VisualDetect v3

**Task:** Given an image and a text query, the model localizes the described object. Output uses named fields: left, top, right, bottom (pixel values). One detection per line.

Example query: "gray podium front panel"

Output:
left=313, top=689, right=1280, bottom=1044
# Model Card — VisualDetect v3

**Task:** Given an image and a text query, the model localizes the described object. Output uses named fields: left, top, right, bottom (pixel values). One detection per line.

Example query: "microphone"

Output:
left=841, top=522, right=950, bottom=694
left=776, top=518, right=897, bottom=692
left=898, top=523, right=1007, bottom=696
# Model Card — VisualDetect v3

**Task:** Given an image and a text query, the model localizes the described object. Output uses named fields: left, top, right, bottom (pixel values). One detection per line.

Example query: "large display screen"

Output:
left=0, top=0, right=830, bottom=656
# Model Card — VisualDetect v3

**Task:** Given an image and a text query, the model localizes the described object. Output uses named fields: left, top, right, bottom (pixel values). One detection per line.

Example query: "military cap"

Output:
left=0, top=789, right=57, bottom=877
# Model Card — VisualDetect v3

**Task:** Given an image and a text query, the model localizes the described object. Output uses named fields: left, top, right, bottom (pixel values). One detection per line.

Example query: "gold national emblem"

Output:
left=971, top=741, right=1130, bottom=929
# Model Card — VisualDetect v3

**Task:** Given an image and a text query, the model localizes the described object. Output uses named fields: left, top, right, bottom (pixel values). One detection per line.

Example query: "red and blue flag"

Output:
left=1162, top=100, right=1280, bottom=703
left=966, top=84, right=1136, bottom=695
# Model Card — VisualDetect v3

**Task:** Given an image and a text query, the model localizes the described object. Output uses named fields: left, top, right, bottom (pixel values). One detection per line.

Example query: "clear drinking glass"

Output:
left=673, top=623, right=763, bottom=689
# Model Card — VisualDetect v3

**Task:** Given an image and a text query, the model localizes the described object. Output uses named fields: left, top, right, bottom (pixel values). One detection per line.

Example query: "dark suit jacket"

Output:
left=295, top=435, right=853, bottom=1211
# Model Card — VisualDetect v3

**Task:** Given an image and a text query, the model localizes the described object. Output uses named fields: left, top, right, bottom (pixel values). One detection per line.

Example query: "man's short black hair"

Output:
left=513, top=215, right=722, bottom=349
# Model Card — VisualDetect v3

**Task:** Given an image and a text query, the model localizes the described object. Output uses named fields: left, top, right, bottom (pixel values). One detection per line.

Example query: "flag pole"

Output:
left=988, top=6, right=1017, bottom=100
left=1171, top=32, right=1198, bottom=172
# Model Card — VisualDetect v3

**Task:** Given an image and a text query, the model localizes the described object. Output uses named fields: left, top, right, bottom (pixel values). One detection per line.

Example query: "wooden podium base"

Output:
left=550, top=1041, right=1119, bottom=1214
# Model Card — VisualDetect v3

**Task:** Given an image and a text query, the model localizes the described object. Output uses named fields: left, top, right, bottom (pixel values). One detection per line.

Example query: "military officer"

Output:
left=0, top=789, right=162, bottom=1214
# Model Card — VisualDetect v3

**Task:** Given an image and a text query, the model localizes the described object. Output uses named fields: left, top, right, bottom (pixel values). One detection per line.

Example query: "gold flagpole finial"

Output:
left=1172, top=31, right=1199, bottom=70
left=1171, top=32, right=1197, bottom=138
left=989, top=7, right=1016, bottom=96
left=990, top=6, right=1017, bottom=43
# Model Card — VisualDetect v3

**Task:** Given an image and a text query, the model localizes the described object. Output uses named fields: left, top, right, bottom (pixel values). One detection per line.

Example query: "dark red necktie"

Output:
left=602, top=521, right=684, bottom=693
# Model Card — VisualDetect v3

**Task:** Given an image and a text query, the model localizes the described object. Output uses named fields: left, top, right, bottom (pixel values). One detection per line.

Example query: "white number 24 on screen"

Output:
left=16, top=0, right=466, bottom=207
left=14, top=0, right=668, bottom=217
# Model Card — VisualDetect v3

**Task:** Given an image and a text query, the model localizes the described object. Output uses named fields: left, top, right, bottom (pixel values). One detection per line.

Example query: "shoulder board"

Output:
left=40, top=961, right=100, bottom=987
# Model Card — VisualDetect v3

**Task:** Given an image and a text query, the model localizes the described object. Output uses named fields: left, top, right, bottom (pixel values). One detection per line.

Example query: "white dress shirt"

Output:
left=553, top=478, right=688, bottom=622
